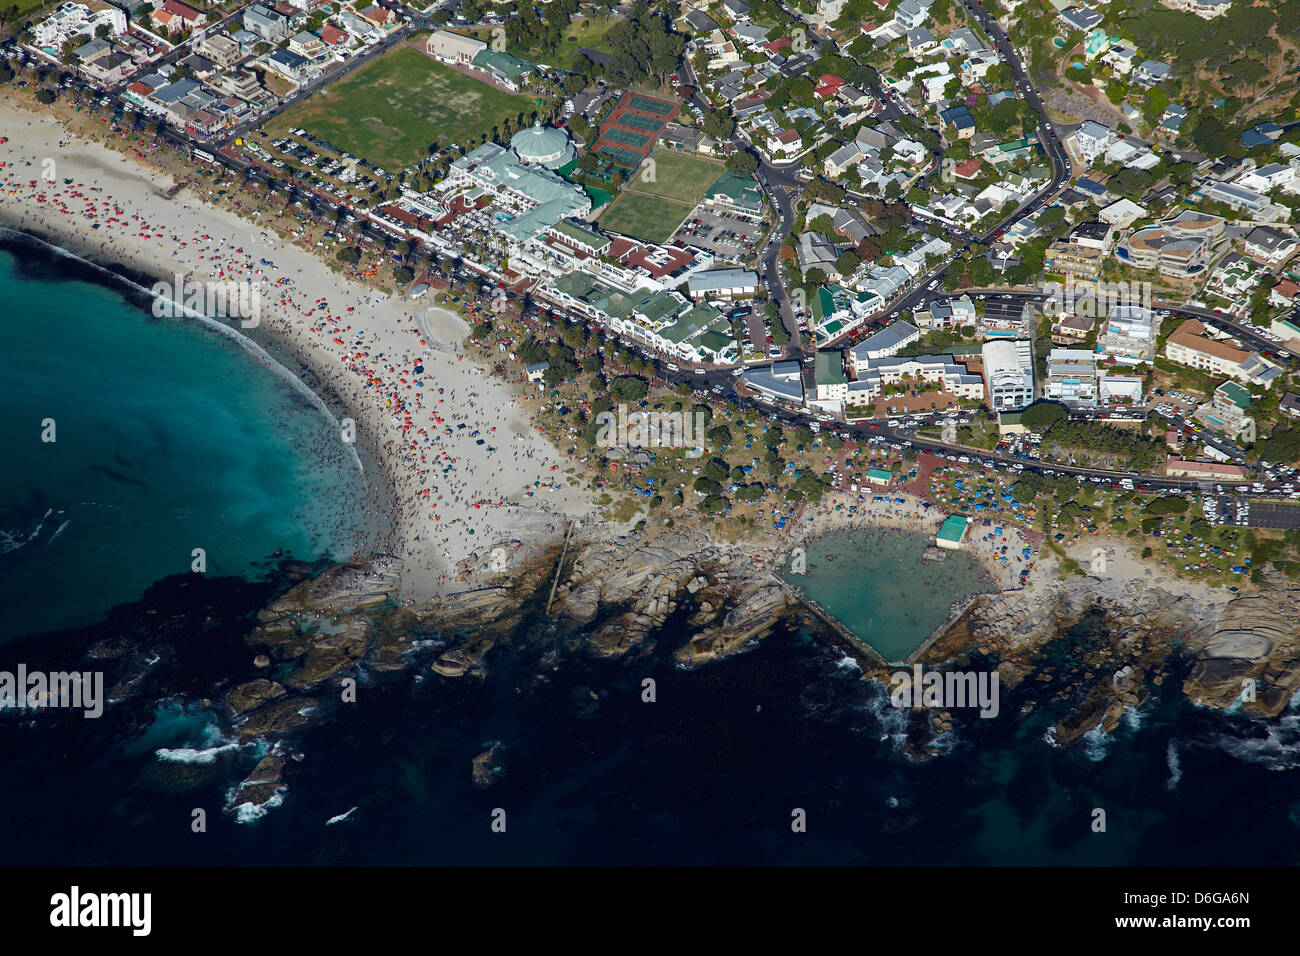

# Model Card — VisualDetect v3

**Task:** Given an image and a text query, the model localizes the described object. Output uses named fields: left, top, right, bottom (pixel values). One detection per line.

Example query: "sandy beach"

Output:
left=0, top=102, right=593, bottom=601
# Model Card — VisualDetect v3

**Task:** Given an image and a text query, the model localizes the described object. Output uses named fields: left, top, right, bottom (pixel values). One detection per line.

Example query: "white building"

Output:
left=1099, top=373, right=1144, bottom=404
left=850, top=353, right=985, bottom=402
left=425, top=28, right=486, bottom=64
left=686, top=268, right=760, bottom=299
left=1045, top=348, right=1099, bottom=408
left=851, top=320, right=920, bottom=363
left=1099, top=304, right=1159, bottom=365
left=1071, top=120, right=1113, bottom=164
left=32, top=1, right=126, bottom=49
left=981, top=339, right=1035, bottom=411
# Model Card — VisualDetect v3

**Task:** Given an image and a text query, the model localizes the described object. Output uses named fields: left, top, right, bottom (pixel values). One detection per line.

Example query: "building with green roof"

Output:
left=548, top=219, right=609, bottom=256
left=936, top=514, right=969, bottom=550
left=1216, top=381, right=1251, bottom=409
left=470, top=48, right=532, bottom=91
left=705, top=171, right=764, bottom=215
left=815, top=350, right=847, bottom=386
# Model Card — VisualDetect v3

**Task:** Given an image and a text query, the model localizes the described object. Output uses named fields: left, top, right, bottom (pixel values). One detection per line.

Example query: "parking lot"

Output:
left=1236, top=499, right=1300, bottom=530
left=673, top=207, right=763, bottom=260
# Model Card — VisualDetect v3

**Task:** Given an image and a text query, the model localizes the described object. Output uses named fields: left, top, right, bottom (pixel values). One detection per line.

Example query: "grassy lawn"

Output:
left=599, top=189, right=693, bottom=243
left=598, top=148, right=724, bottom=240
left=9, top=0, right=54, bottom=20
left=459, top=16, right=618, bottom=67
left=264, top=47, right=532, bottom=172
left=550, top=15, right=619, bottom=66
left=633, top=148, right=725, bottom=203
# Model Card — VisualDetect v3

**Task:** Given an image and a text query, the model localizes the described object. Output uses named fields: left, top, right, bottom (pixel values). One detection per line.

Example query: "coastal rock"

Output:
left=431, top=635, right=494, bottom=679
left=674, top=584, right=791, bottom=667
left=471, top=745, right=506, bottom=788
left=227, top=679, right=287, bottom=717
left=584, top=613, right=653, bottom=660
left=1183, top=579, right=1300, bottom=716
left=228, top=753, right=289, bottom=817
left=234, top=695, right=317, bottom=738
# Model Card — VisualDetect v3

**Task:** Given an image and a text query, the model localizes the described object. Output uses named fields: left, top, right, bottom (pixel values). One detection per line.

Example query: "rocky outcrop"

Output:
left=471, top=745, right=506, bottom=788
left=916, top=575, right=1222, bottom=745
left=911, top=570, right=1300, bottom=743
left=227, top=679, right=286, bottom=717
left=232, top=694, right=317, bottom=738
left=1183, top=579, right=1300, bottom=717
left=675, top=583, right=792, bottom=667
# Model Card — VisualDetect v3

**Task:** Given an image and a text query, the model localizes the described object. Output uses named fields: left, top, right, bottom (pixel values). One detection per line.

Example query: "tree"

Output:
left=609, top=375, right=648, bottom=401
left=34, top=88, right=55, bottom=104
left=694, top=475, right=722, bottom=496
left=834, top=249, right=860, bottom=275
left=807, top=213, right=837, bottom=236
left=701, top=108, right=735, bottom=142
left=393, top=264, right=415, bottom=283
left=726, top=150, right=759, bottom=176
left=335, top=246, right=362, bottom=265
left=1020, top=400, right=1068, bottom=430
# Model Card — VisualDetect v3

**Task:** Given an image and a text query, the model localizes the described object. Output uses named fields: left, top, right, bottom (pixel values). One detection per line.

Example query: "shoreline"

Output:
left=0, top=220, right=399, bottom=561
left=0, top=101, right=594, bottom=600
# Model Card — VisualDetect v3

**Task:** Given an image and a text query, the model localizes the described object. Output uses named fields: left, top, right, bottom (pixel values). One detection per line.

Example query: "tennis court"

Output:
left=618, top=113, right=665, bottom=133
left=627, top=94, right=677, bottom=117
left=604, top=127, right=653, bottom=149
left=597, top=144, right=646, bottom=166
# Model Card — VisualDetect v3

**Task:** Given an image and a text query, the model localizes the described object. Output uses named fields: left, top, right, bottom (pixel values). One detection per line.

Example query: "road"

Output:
left=692, top=0, right=1076, bottom=359
left=29, top=12, right=1298, bottom=511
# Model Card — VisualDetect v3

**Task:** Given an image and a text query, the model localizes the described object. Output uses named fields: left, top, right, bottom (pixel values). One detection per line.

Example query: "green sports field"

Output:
left=636, top=149, right=726, bottom=203
left=264, top=47, right=532, bottom=172
left=597, top=149, right=725, bottom=241
left=599, top=190, right=691, bottom=243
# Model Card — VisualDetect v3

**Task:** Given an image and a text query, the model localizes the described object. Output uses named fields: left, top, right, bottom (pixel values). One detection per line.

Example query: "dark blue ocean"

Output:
left=3, top=234, right=1300, bottom=866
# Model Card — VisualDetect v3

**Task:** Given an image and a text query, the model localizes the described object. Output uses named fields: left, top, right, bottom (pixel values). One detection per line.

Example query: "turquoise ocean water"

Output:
left=0, top=237, right=383, bottom=642
left=779, top=526, right=997, bottom=660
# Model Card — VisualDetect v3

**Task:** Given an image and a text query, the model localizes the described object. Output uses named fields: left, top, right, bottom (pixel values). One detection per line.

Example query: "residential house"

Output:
left=1116, top=210, right=1224, bottom=279
left=150, top=0, right=207, bottom=34
left=1045, top=348, right=1099, bottom=407
left=244, top=3, right=290, bottom=42
left=288, top=30, right=325, bottom=58
left=1241, top=225, right=1298, bottom=266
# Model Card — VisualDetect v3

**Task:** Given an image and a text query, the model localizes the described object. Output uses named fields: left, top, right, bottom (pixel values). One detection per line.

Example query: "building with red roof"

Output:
left=814, top=74, right=844, bottom=98
left=150, top=0, right=206, bottom=32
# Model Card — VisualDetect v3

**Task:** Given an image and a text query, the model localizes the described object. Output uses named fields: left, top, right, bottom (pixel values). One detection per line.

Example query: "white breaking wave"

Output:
left=233, top=788, right=287, bottom=824
left=2, top=228, right=362, bottom=474
left=46, top=519, right=70, bottom=547
left=0, top=507, right=54, bottom=555
left=835, top=654, right=862, bottom=672
left=1082, top=723, right=1111, bottom=762
left=1165, top=740, right=1181, bottom=791
left=327, top=807, right=358, bottom=826
left=1214, top=714, right=1300, bottom=769
left=155, top=742, right=240, bottom=764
